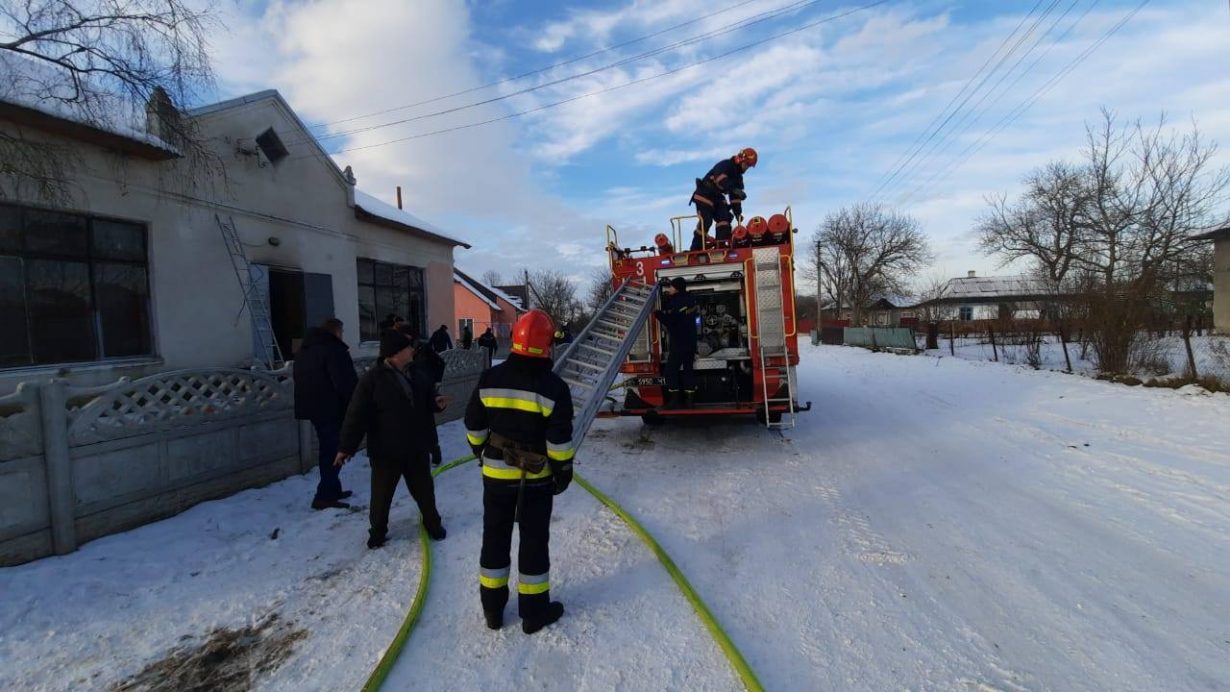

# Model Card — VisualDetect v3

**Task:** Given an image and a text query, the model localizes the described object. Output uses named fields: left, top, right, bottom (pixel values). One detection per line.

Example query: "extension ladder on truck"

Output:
left=216, top=214, right=283, bottom=370
left=752, top=246, right=796, bottom=429
left=553, top=280, right=661, bottom=447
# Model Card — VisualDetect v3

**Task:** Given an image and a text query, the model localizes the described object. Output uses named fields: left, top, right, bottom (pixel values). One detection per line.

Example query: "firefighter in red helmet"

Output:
left=690, top=147, right=757, bottom=250
left=465, top=309, right=575, bottom=634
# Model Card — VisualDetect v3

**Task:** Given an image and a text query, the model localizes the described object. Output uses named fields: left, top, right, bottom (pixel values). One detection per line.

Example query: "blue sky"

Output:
left=209, top=0, right=1230, bottom=291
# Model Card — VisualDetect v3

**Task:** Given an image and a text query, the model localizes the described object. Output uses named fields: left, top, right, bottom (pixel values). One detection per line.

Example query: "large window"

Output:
left=0, top=203, right=152, bottom=368
left=356, top=258, right=425, bottom=342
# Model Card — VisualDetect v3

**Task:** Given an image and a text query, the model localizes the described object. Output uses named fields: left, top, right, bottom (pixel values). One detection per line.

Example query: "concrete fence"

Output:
left=0, top=350, right=486, bottom=567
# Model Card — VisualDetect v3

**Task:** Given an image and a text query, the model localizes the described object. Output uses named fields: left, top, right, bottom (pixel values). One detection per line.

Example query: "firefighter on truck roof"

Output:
left=689, top=147, right=758, bottom=250
left=464, top=309, right=575, bottom=634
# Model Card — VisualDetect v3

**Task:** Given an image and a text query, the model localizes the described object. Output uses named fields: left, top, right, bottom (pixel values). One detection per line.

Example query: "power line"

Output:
left=898, top=0, right=1151, bottom=206
left=289, top=0, right=833, bottom=147
left=882, top=0, right=1083, bottom=201
left=286, top=0, right=891, bottom=161
left=865, top=0, right=1047, bottom=200
left=867, top=0, right=1060, bottom=201
left=304, top=0, right=768, bottom=131
left=894, top=0, right=1102, bottom=206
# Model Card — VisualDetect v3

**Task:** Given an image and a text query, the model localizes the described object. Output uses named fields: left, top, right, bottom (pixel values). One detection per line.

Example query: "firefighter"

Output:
left=655, top=277, right=699, bottom=409
left=465, top=309, right=575, bottom=634
left=689, top=147, right=758, bottom=250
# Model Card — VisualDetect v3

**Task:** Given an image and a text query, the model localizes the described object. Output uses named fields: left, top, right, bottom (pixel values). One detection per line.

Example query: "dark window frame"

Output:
left=0, top=202, right=154, bottom=369
left=356, top=258, right=426, bottom=343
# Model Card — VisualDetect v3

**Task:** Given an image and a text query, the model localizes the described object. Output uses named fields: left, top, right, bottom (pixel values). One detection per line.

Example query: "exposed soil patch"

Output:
left=113, top=614, right=307, bottom=692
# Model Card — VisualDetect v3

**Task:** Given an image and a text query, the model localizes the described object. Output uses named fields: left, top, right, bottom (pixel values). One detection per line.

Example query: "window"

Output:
left=0, top=203, right=152, bottom=368
left=357, top=258, right=425, bottom=342
left=255, top=127, right=289, bottom=165
left=959, top=306, right=973, bottom=321
left=458, top=317, right=474, bottom=336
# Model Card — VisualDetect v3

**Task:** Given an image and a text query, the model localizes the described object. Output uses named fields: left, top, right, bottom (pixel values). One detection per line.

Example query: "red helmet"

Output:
left=734, top=147, right=758, bottom=168
left=511, top=309, right=556, bottom=358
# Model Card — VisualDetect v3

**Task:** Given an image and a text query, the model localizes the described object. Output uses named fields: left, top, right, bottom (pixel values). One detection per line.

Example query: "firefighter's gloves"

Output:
left=729, top=189, right=747, bottom=201
left=550, top=459, right=573, bottom=495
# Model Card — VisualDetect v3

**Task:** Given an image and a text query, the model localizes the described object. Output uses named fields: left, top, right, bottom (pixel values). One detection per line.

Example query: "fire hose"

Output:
left=361, top=454, right=764, bottom=692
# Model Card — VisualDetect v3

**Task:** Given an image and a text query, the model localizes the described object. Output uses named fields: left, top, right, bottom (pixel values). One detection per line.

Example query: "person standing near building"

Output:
left=465, top=309, right=575, bottom=634
left=477, top=327, right=497, bottom=366
left=293, top=318, right=358, bottom=510
left=430, top=324, right=453, bottom=352
left=654, top=278, right=699, bottom=409
left=461, top=326, right=474, bottom=350
left=335, top=331, right=447, bottom=547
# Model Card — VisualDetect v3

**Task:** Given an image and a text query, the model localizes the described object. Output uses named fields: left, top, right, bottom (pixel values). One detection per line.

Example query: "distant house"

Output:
left=1193, top=226, right=1229, bottom=333
left=0, top=64, right=470, bottom=391
left=917, top=271, right=1059, bottom=321
left=453, top=269, right=524, bottom=345
left=821, top=295, right=916, bottom=327
left=494, top=283, right=529, bottom=311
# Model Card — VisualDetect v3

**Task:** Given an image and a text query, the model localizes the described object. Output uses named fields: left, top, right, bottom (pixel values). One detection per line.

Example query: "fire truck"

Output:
left=598, top=211, right=810, bottom=428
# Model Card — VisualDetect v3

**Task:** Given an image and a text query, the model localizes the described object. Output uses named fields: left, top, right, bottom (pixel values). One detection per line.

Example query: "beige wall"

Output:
left=1215, top=238, right=1229, bottom=334
left=0, top=94, right=458, bottom=393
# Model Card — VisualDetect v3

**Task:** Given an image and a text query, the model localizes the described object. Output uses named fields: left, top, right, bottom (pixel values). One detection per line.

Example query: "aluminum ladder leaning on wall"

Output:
left=552, top=280, right=660, bottom=448
left=752, top=246, right=796, bottom=429
left=215, top=214, right=283, bottom=369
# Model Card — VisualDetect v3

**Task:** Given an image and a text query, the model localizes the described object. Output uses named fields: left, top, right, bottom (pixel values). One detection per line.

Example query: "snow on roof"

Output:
left=0, top=51, right=178, bottom=155
left=485, top=283, right=526, bottom=311
left=353, top=189, right=471, bottom=249
left=937, top=275, right=1053, bottom=302
left=454, top=270, right=502, bottom=311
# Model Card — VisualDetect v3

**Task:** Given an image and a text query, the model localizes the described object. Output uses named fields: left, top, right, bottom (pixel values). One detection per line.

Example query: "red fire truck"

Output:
left=600, top=211, right=810, bottom=428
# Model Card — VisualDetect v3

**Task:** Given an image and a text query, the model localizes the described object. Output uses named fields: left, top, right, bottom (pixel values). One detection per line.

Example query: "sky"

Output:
left=206, top=0, right=1230, bottom=293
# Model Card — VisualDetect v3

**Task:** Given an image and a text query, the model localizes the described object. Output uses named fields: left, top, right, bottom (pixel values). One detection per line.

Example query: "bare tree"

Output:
left=912, top=271, right=952, bottom=324
left=526, top=269, right=581, bottom=328
left=812, top=203, right=933, bottom=325
left=584, top=268, right=613, bottom=313
left=481, top=269, right=502, bottom=287
left=977, top=161, right=1088, bottom=285
left=1, top=0, right=215, bottom=201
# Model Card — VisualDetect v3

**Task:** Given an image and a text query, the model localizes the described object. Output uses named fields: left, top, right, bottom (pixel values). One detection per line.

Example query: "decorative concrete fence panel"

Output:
left=0, top=354, right=485, bottom=567
left=844, top=327, right=918, bottom=352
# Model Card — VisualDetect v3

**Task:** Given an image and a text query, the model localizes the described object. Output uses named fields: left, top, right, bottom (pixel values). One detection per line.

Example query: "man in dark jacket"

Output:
left=465, top=309, right=574, bottom=635
left=654, top=277, right=699, bottom=409
left=429, top=325, right=453, bottom=352
left=689, top=147, right=757, bottom=250
left=461, top=326, right=474, bottom=350
left=293, top=318, right=358, bottom=510
left=335, top=331, right=447, bottom=547
left=477, top=327, right=498, bottom=366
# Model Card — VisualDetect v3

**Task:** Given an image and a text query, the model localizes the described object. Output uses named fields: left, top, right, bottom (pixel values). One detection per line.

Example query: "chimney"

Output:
left=967, top=270, right=977, bottom=278
left=396, top=186, right=403, bottom=210
left=144, top=86, right=183, bottom=146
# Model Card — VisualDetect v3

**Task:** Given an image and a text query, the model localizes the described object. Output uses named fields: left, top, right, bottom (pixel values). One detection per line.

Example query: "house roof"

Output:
left=494, top=284, right=528, bottom=309
left=0, top=52, right=178, bottom=160
left=354, top=190, right=471, bottom=249
left=930, top=275, right=1056, bottom=304
left=1192, top=226, right=1230, bottom=242
left=456, top=269, right=526, bottom=312
left=454, top=269, right=502, bottom=311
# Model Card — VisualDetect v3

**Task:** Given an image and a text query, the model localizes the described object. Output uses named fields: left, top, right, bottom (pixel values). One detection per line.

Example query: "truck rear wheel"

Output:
left=755, top=409, right=782, bottom=425
left=641, top=412, right=666, bottom=426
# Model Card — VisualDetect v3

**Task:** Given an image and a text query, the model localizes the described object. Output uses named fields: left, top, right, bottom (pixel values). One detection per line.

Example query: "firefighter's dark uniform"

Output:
left=655, top=283, right=699, bottom=405
left=464, top=354, right=575, bottom=625
left=690, top=157, right=747, bottom=250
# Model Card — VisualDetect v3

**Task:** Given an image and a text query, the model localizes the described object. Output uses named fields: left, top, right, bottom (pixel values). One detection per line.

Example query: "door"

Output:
left=267, top=268, right=335, bottom=359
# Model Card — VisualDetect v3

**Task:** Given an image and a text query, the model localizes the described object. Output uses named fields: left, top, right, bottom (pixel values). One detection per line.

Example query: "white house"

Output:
left=1, top=74, right=470, bottom=392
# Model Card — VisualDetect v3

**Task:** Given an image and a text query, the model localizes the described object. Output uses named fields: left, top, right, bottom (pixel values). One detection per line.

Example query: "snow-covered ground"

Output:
left=3, top=344, right=1228, bottom=690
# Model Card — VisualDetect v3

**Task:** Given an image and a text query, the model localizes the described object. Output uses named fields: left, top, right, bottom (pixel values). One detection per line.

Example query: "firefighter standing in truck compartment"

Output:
left=465, top=309, right=575, bottom=634
left=655, top=277, right=699, bottom=409
left=690, top=147, right=758, bottom=250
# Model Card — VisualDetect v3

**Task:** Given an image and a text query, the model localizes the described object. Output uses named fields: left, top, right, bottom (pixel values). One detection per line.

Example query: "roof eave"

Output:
left=0, top=101, right=179, bottom=161
left=356, top=206, right=473, bottom=249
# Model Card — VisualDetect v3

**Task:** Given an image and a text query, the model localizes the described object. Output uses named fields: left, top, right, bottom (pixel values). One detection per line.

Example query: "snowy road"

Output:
left=2, top=344, right=1228, bottom=691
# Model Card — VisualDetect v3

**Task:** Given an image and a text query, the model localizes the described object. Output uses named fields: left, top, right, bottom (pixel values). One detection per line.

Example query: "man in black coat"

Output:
left=293, top=318, right=358, bottom=510
left=477, top=327, right=497, bottom=366
left=335, top=331, right=448, bottom=548
left=429, top=324, right=453, bottom=352
left=654, top=277, right=699, bottom=409
left=397, top=323, right=448, bottom=467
